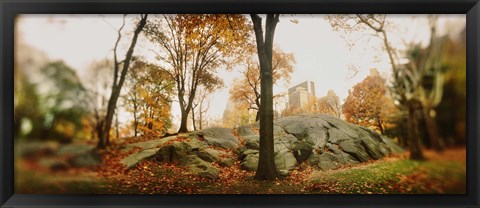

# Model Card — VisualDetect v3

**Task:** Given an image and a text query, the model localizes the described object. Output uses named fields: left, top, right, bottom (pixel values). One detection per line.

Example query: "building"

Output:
left=287, top=81, right=316, bottom=109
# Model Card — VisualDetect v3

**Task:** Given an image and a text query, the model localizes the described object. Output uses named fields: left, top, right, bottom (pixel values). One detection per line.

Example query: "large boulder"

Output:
left=57, top=144, right=102, bottom=168
left=17, top=141, right=59, bottom=159
left=182, top=155, right=219, bottom=179
left=240, top=154, right=259, bottom=171
left=69, top=152, right=102, bottom=168
left=121, top=136, right=177, bottom=152
left=119, top=114, right=403, bottom=176
left=121, top=148, right=160, bottom=169
left=274, top=149, right=297, bottom=171
left=235, top=114, right=403, bottom=172
left=195, top=148, right=223, bottom=163
left=292, top=140, right=313, bottom=163
left=155, top=141, right=191, bottom=163
left=200, top=127, right=240, bottom=149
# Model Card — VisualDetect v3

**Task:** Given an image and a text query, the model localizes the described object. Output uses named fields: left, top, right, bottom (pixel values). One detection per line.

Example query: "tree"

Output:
left=327, top=14, right=425, bottom=160
left=250, top=14, right=280, bottom=181
left=84, top=59, right=113, bottom=141
left=144, top=14, right=251, bottom=133
left=230, top=46, right=295, bottom=121
left=97, top=14, right=148, bottom=148
left=191, top=87, right=212, bottom=131
left=125, top=60, right=174, bottom=136
left=343, top=71, right=396, bottom=135
left=317, top=90, right=342, bottom=117
left=222, top=99, right=255, bottom=128
left=435, top=28, right=466, bottom=146
left=402, top=16, right=447, bottom=151
left=24, top=61, right=88, bottom=142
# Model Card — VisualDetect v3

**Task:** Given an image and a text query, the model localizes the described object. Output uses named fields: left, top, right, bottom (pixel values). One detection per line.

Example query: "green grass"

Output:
left=308, top=159, right=466, bottom=194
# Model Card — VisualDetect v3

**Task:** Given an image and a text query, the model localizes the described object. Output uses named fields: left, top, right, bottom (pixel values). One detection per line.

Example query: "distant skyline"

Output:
left=17, top=14, right=466, bottom=129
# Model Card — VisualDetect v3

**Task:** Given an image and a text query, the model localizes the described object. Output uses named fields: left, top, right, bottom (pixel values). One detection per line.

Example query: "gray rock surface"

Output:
left=57, top=144, right=102, bottom=168
left=235, top=114, right=403, bottom=171
left=120, top=114, right=403, bottom=178
left=69, top=152, right=102, bottom=168
left=121, top=148, right=160, bottom=169
left=200, top=127, right=240, bottom=149
left=182, top=155, right=220, bottom=179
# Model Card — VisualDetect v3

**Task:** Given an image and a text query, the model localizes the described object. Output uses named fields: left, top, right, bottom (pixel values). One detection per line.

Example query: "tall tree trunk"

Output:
left=133, top=102, right=138, bottom=137
left=192, top=109, right=197, bottom=131
left=199, top=102, right=203, bottom=130
left=377, top=119, right=385, bottom=135
left=98, top=14, right=148, bottom=148
left=251, top=14, right=279, bottom=181
left=407, top=100, right=425, bottom=160
left=115, top=111, right=119, bottom=140
left=96, top=120, right=105, bottom=148
left=423, top=107, right=444, bottom=151
left=178, top=109, right=190, bottom=133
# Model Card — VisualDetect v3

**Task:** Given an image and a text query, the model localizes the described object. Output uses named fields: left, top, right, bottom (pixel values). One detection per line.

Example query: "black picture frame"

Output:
left=1, top=0, right=479, bottom=207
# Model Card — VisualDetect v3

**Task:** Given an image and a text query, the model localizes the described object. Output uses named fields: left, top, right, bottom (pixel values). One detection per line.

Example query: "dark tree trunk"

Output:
left=251, top=14, right=279, bottom=181
left=423, top=107, right=444, bottom=151
left=407, top=99, right=425, bottom=160
left=96, top=120, right=105, bottom=149
left=133, top=102, right=138, bottom=137
left=377, top=115, right=385, bottom=135
left=255, top=111, right=260, bottom=121
left=98, top=14, right=148, bottom=148
left=178, top=110, right=190, bottom=133
left=115, top=111, right=119, bottom=139
left=192, top=108, right=197, bottom=131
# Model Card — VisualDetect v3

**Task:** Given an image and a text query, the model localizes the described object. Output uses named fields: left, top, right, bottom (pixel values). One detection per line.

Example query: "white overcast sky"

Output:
left=16, top=14, right=465, bottom=127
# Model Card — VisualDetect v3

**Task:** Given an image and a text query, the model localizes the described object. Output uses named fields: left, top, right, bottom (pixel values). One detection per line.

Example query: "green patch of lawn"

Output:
left=308, top=159, right=466, bottom=194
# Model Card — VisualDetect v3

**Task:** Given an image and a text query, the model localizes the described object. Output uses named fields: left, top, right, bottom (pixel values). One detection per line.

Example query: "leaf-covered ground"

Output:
left=15, top=147, right=466, bottom=194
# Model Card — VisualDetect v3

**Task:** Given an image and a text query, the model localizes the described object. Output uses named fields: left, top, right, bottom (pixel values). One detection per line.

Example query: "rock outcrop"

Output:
left=235, top=114, right=403, bottom=173
left=120, top=114, right=403, bottom=179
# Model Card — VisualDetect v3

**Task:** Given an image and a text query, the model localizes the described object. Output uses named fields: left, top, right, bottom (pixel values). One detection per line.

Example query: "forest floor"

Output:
left=15, top=146, right=466, bottom=194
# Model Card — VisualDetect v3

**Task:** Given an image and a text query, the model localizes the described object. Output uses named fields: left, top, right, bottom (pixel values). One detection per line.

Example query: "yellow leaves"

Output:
left=229, top=46, right=295, bottom=118
left=343, top=72, right=398, bottom=131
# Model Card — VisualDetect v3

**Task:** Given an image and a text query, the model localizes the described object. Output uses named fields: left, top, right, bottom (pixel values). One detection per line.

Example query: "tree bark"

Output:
left=98, top=14, right=148, bottom=148
left=96, top=120, right=105, bottom=148
left=192, top=108, right=197, bottom=131
left=133, top=101, right=138, bottom=137
left=178, top=109, right=190, bottom=133
left=423, top=107, right=444, bottom=151
left=251, top=14, right=279, bottom=181
left=407, top=99, right=425, bottom=160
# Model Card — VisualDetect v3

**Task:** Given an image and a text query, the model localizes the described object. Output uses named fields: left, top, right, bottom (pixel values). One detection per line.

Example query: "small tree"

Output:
left=125, top=60, right=174, bottom=136
left=343, top=71, right=397, bottom=135
left=327, top=14, right=425, bottom=160
left=317, top=90, right=342, bottom=118
left=230, top=46, right=295, bottom=121
left=144, top=14, right=251, bottom=133
left=98, top=14, right=148, bottom=148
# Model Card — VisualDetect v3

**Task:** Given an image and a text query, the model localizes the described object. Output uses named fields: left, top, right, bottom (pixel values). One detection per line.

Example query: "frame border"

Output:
left=1, top=0, right=479, bottom=207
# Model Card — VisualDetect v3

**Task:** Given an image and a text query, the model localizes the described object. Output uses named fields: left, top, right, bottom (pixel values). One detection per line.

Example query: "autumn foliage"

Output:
left=343, top=70, right=398, bottom=134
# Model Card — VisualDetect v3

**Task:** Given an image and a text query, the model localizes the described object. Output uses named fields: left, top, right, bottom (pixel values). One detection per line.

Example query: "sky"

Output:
left=16, top=14, right=466, bottom=129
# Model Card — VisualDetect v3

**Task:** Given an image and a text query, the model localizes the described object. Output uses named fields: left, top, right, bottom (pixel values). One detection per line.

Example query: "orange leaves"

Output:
left=229, top=46, right=296, bottom=122
left=343, top=70, right=398, bottom=132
